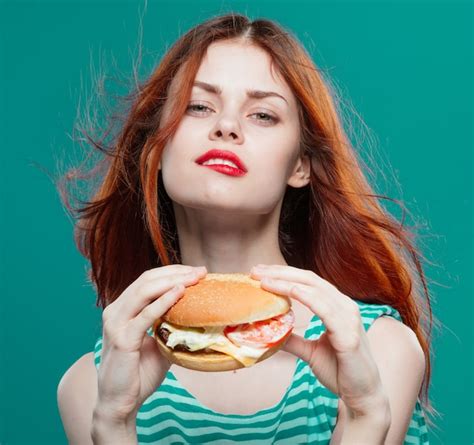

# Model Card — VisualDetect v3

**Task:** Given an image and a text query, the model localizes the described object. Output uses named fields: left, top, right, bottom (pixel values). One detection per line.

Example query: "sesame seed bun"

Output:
left=152, top=272, right=293, bottom=372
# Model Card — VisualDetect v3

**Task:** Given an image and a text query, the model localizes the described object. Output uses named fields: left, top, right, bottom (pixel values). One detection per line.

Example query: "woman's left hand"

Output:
left=250, top=264, right=389, bottom=418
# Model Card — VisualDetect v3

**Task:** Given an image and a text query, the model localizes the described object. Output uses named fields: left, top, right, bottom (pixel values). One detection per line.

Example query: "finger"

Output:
left=251, top=265, right=352, bottom=318
left=122, top=264, right=198, bottom=297
left=282, top=331, right=339, bottom=391
left=113, top=269, right=206, bottom=324
left=280, top=332, right=314, bottom=364
left=136, top=264, right=200, bottom=282
left=250, top=264, right=327, bottom=289
left=126, top=284, right=187, bottom=345
left=259, top=278, right=345, bottom=335
left=262, top=278, right=363, bottom=354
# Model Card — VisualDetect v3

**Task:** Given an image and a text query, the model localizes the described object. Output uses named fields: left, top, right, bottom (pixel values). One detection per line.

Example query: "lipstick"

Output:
left=200, top=164, right=247, bottom=177
left=195, top=149, right=248, bottom=177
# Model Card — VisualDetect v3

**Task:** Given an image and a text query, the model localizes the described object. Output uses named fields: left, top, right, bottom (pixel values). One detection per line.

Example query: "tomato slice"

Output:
left=224, top=310, right=295, bottom=349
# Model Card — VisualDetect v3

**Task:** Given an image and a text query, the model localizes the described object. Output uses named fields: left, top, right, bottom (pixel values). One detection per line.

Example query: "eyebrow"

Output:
left=192, top=80, right=289, bottom=106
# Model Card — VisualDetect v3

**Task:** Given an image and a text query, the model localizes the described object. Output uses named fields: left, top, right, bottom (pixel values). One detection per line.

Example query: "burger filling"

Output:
left=156, top=310, right=294, bottom=367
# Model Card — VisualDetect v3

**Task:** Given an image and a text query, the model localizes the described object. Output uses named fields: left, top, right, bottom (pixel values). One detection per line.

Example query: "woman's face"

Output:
left=160, top=39, right=308, bottom=215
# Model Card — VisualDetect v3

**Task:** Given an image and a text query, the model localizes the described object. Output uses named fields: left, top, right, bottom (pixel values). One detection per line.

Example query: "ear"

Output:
left=287, top=155, right=310, bottom=188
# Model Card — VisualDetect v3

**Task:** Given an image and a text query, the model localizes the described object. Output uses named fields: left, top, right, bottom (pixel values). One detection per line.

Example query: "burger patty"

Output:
left=157, top=326, right=216, bottom=353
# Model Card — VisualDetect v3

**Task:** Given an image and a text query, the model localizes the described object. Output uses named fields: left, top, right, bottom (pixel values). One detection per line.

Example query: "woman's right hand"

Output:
left=94, top=264, right=207, bottom=423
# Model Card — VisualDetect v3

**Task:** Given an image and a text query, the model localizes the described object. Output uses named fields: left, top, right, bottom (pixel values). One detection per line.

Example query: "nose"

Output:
left=209, top=113, right=244, bottom=144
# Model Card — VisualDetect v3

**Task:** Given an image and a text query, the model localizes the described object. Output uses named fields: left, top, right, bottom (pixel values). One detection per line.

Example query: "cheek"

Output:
left=252, top=134, right=299, bottom=180
left=252, top=158, right=290, bottom=198
left=160, top=127, right=196, bottom=168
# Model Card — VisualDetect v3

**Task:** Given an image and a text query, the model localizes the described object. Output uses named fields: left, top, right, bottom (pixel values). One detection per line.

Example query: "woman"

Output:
left=57, top=13, right=438, bottom=444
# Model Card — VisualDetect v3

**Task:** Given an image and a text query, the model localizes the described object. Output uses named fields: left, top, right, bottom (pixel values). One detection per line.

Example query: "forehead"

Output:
left=194, top=40, right=293, bottom=102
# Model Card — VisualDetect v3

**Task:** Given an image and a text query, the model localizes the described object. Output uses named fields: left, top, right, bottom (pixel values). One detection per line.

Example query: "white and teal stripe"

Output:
left=94, top=300, right=429, bottom=444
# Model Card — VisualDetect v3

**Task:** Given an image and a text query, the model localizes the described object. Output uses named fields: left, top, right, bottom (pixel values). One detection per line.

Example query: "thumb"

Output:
left=281, top=332, right=315, bottom=364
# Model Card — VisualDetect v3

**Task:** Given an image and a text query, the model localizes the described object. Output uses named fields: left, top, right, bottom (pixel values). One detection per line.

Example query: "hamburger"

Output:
left=153, top=273, right=295, bottom=372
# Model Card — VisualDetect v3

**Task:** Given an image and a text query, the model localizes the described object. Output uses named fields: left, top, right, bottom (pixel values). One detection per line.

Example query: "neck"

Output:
left=173, top=202, right=288, bottom=273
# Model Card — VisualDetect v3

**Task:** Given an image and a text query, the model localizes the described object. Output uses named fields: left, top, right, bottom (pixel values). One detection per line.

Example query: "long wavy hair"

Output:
left=57, top=12, right=440, bottom=427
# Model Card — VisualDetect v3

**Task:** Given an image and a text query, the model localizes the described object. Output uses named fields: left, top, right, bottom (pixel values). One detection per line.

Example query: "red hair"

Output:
left=57, top=13, right=440, bottom=427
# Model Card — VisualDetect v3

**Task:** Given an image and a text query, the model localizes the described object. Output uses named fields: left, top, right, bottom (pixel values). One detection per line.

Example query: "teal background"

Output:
left=0, top=0, right=471, bottom=444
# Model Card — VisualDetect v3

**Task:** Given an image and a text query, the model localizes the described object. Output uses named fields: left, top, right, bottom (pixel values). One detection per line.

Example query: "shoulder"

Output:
left=57, top=352, right=97, bottom=444
left=355, top=300, right=421, bottom=354
left=368, top=316, right=424, bottom=360
left=58, top=352, right=96, bottom=391
left=366, top=315, right=426, bottom=385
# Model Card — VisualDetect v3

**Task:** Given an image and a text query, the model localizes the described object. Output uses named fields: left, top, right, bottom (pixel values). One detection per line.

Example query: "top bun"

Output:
left=162, top=272, right=290, bottom=327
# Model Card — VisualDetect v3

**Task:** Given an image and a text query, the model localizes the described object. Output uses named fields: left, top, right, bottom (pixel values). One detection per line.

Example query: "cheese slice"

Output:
left=160, top=321, right=269, bottom=367
left=206, top=342, right=268, bottom=367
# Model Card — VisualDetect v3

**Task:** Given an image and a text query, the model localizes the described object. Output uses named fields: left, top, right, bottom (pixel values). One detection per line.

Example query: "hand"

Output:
left=250, top=264, right=389, bottom=418
left=95, top=264, right=208, bottom=422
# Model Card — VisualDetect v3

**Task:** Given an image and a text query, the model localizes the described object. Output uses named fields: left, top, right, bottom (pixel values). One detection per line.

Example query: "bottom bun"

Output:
left=154, top=331, right=291, bottom=372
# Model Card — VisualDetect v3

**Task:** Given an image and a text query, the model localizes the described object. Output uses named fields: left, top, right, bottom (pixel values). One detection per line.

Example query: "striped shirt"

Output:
left=93, top=300, right=429, bottom=444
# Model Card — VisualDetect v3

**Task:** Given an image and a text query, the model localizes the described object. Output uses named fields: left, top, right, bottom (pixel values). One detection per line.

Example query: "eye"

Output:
left=186, top=102, right=279, bottom=125
left=250, top=111, right=279, bottom=125
left=186, top=103, right=213, bottom=115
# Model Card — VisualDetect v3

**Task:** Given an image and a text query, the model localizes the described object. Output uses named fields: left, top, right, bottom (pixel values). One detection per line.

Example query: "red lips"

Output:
left=195, top=149, right=248, bottom=173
